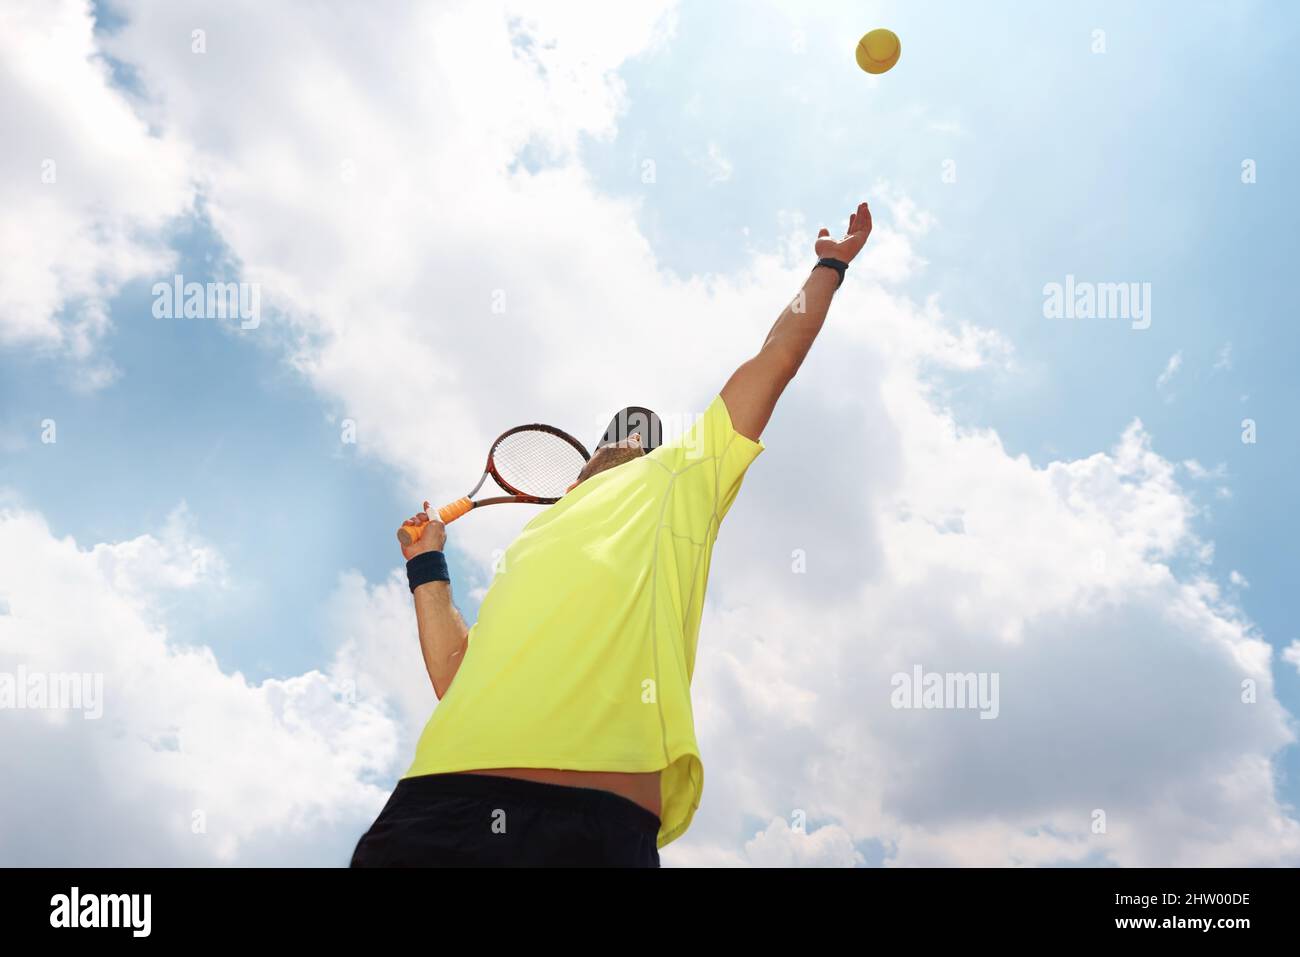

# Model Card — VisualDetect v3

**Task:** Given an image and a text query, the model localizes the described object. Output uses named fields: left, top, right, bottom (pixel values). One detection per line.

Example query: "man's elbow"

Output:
left=431, top=643, right=468, bottom=699
left=431, top=669, right=455, bottom=700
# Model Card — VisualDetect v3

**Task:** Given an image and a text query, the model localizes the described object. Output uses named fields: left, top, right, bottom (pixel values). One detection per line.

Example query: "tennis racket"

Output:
left=398, top=424, right=590, bottom=546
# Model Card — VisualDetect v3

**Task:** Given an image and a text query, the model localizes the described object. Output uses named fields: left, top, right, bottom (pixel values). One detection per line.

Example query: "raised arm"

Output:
left=720, top=201, right=872, bottom=440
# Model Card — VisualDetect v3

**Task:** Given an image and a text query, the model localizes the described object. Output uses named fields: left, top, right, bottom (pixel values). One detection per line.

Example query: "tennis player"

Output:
left=351, top=202, right=873, bottom=866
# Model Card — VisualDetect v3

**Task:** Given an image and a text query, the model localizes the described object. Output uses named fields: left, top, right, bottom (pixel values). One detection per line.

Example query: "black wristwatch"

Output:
left=815, top=257, right=848, bottom=288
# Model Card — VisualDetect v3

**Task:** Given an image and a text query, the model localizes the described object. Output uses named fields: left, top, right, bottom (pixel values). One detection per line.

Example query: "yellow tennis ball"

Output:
left=856, top=28, right=901, bottom=74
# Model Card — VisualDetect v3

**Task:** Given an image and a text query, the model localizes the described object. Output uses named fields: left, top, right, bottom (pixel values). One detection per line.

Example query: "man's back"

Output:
left=405, top=394, right=765, bottom=848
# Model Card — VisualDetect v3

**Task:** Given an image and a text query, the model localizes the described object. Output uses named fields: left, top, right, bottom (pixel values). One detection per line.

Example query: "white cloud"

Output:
left=0, top=0, right=192, bottom=381
left=688, top=141, right=733, bottom=184
left=0, top=505, right=402, bottom=865
left=90, top=503, right=227, bottom=595
left=3, top=0, right=1297, bottom=868
left=878, top=184, right=937, bottom=238
left=1182, top=459, right=1227, bottom=481
left=1283, top=641, right=1300, bottom=675
left=743, top=819, right=864, bottom=867
left=91, top=0, right=685, bottom=568
left=1156, top=350, right=1182, bottom=391
left=683, top=371, right=1299, bottom=865
left=326, top=569, right=440, bottom=745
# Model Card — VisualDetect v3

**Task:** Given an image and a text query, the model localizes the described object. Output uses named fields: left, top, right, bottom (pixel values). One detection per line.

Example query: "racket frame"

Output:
left=477, top=422, right=591, bottom=506
left=399, top=423, right=590, bottom=545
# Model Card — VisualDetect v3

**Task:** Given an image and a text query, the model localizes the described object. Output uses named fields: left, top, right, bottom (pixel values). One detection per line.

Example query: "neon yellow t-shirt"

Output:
left=403, top=394, right=764, bottom=847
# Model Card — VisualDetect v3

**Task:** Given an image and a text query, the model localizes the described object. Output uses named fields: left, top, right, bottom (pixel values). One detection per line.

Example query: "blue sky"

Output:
left=2, top=0, right=1297, bottom=865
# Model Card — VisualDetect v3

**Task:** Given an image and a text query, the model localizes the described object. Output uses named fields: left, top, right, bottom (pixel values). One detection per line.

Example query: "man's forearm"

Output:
left=760, top=264, right=839, bottom=374
left=722, top=264, right=841, bottom=440
left=413, top=581, right=469, bottom=698
left=719, top=202, right=870, bottom=441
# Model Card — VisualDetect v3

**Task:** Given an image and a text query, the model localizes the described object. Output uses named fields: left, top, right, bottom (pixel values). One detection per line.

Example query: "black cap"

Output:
left=598, top=406, right=662, bottom=453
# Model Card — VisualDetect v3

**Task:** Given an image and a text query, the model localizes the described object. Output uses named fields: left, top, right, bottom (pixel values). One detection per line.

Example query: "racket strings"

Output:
left=492, top=430, right=587, bottom=498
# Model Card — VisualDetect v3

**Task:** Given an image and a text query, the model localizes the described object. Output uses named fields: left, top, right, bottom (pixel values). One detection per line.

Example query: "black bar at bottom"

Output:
left=0, top=866, right=1291, bottom=942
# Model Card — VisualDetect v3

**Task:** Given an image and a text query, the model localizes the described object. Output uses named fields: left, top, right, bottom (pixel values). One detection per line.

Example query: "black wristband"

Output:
left=815, top=257, right=848, bottom=288
left=407, top=551, right=450, bottom=592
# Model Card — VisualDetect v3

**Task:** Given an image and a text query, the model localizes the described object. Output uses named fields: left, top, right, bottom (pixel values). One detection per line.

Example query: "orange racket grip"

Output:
left=436, top=497, right=473, bottom=523
left=396, top=498, right=473, bottom=547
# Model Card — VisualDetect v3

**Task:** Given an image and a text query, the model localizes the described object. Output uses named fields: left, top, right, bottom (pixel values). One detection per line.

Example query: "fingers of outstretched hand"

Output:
left=854, top=201, right=871, bottom=234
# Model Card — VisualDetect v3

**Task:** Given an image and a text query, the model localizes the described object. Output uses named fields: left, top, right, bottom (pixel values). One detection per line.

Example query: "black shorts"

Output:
left=350, top=773, right=661, bottom=868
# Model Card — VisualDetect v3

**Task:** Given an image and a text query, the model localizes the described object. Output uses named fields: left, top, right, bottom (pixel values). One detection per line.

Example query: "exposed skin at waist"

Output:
left=456, top=768, right=662, bottom=819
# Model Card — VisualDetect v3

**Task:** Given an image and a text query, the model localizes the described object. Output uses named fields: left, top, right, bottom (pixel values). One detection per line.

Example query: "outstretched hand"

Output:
left=814, top=201, right=872, bottom=264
